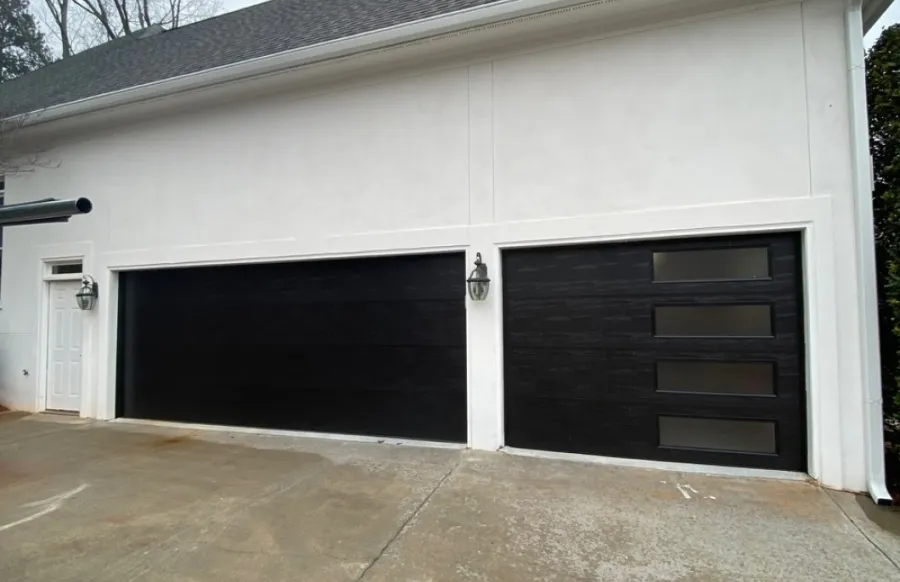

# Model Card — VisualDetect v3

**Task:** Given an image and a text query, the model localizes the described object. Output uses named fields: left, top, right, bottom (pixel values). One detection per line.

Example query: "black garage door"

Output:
left=117, top=253, right=466, bottom=442
left=503, top=233, right=805, bottom=471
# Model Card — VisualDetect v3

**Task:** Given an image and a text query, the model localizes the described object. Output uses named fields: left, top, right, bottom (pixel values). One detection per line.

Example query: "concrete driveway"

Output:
left=1, top=412, right=899, bottom=581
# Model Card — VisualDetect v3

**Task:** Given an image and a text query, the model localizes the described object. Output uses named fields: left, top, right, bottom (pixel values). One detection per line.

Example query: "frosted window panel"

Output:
left=653, top=248, right=769, bottom=282
left=654, top=305, right=772, bottom=337
left=656, top=361, right=774, bottom=395
left=659, top=416, right=776, bottom=454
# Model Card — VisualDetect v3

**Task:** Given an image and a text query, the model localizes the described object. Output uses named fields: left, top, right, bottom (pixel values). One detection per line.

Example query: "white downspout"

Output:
left=846, top=0, right=892, bottom=506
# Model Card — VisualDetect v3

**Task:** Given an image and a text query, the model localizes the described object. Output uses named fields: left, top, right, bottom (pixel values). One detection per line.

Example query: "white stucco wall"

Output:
left=0, top=0, right=871, bottom=492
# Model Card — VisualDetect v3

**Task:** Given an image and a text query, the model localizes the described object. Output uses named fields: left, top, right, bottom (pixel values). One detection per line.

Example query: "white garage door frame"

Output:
left=464, top=196, right=839, bottom=489
left=91, top=242, right=469, bottom=428
left=81, top=196, right=852, bottom=490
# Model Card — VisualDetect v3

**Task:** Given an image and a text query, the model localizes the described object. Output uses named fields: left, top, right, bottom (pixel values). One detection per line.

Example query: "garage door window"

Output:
left=658, top=416, right=777, bottom=454
left=653, top=247, right=769, bottom=282
left=656, top=361, right=774, bottom=395
left=654, top=305, right=772, bottom=337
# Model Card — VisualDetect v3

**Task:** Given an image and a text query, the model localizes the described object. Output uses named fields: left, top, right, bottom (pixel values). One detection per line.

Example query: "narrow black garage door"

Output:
left=117, top=253, right=466, bottom=442
left=503, top=233, right=805, bottom=471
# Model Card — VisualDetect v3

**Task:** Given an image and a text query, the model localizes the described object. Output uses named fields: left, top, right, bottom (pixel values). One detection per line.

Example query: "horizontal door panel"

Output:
left=133, top=253, right=466, bottom=302
left=652, top=445, right=801, bottom=471
left=505, top=396, right=655, bottom=459
left=138, top=389, right=467, bottom=442
left=154, top=300, right=466, bottom=347
left=502, top=280, right=798, bottom=300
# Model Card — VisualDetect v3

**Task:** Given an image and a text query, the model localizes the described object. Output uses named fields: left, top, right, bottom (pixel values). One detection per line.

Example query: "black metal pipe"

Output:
left=0, top=198, right=92, bottom=226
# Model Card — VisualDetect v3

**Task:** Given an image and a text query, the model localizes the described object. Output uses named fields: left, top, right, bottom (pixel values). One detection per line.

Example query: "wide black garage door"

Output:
left=503, top=233, right=805, bottom=471
left=117, top=253, right=466, bottom=442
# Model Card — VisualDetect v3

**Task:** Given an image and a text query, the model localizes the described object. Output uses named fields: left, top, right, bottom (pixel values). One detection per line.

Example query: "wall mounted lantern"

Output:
left=466, top=253, right=491, bottom=301
left=75, top=275, right=99, bottom=311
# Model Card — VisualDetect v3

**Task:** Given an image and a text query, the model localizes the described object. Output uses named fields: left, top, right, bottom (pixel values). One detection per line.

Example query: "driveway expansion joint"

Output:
left=354, top=450, right=464, bottom=581
left=825, top=489, right=900, bottom=572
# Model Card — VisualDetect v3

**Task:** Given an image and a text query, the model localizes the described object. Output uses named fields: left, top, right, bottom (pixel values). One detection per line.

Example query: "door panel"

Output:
left=503, top=233, right=805, bottom=471
left=47, top=281, right=84, bottom=412
left=116, top=253, right=467, bottom=442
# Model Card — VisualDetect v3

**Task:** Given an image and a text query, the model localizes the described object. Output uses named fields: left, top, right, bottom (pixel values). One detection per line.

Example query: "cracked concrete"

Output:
left=1, top=412, right=899, bottom=581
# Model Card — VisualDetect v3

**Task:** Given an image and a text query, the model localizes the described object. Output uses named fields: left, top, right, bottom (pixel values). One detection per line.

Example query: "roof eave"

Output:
left=15, top=0, right=737, bottom=128
left=863, top=0, right=893, bottom=32
left=12, top=0, right=593, bottom=127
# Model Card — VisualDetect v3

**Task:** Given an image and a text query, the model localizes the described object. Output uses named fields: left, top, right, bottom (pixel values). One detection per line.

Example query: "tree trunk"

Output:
left=60, top=0, right=71, bottom=58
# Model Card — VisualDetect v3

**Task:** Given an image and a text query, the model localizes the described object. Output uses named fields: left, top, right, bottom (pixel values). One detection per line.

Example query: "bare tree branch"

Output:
left=140, top=0, right=151, bottom=29
left=111, top=0, right=132, bottom=36
left=0, top=114, right=57, bottom=175
left=35, top=2, right=104, bottom=57
left=42, top=0, right=71, bottom=58
left=73, top=0, right=120, bottom=40
left=40, top=0, right=221, bottom=57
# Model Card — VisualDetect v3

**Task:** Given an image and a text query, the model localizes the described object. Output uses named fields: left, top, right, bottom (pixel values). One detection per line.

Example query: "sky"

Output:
left=222, top=0, right=264, bottom=11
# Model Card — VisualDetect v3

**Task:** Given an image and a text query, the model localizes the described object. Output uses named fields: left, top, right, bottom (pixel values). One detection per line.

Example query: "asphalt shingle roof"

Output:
left=0, top=0, right=504, bottom=116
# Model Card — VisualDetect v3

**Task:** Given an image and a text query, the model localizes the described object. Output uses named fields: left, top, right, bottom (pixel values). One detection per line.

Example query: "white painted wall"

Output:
left=0, top=0, right=872, bottom=492
left=492, top=3, right=810, bottom=221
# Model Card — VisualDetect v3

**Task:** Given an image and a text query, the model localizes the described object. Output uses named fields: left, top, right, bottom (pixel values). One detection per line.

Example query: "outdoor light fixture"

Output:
left=75, top=275, right=98, bottom=311
left=466, top=253, right=491, bottom=301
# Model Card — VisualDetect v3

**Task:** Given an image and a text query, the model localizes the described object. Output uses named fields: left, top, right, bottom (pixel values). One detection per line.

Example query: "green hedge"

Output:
left=869, top=25, right=900, bottom=492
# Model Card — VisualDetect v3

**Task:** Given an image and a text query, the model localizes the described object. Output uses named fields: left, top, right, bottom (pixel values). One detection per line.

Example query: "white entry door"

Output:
left=46, top=280, right=84, bottom=412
